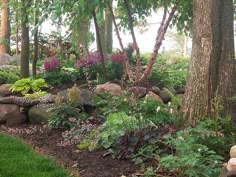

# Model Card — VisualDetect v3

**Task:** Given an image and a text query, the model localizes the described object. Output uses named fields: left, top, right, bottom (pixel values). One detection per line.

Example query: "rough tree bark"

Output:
left=20, top=0, right=30, bottom=78
left=0, top=0, right=10, bottom=54
left=104, top=0, right=113, bottom=55
left=181, top=0, right=236, bottom=124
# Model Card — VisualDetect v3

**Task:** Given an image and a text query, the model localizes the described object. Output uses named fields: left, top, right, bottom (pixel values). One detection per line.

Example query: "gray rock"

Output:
left=39, top=93, right=56, bottom=104
left=0, top=84, right=12, bottom=97
left=28, top=104, right=53, bottom=123
left=128, top=86, right=147, bottom=98
left=10, top=54, right=21, bottom=65
left=176, top=87, right=185, bottom=94
left=159, top=88, right=174, bottom=103
left=12, top=96, right=39, bottom=107
left=167, top=87, right=176, bottom=95
left=0, top=104, right=27, bottom=126
left=150, top=86, right=161, bottom=95
left=57, top=88, right=96, bottom=106
left=0, top=96, right=14, bottom=104
left=0, top=53, right=11, bottom=65
left=79, top=89, right=96, bottom=106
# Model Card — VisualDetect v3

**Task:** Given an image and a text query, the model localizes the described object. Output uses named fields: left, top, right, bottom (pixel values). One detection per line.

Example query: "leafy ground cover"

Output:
left=0, top=132, right=72, bottom=177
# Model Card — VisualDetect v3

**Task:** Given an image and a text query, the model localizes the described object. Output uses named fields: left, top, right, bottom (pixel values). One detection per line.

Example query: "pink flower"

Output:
left=44, top=57, right=60, bottom=72
left=111, top=54, right=125, bottom=63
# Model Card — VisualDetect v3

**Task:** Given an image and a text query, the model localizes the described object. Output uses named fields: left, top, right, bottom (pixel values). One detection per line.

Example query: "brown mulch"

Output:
left=0, top=124, right=140, bottom=177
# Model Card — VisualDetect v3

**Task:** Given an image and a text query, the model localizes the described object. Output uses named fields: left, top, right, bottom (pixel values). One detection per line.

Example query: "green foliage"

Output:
left=138, top=98, right=175, bottom=126
left=150, top=54, right=189, bottom=88
left=0, top=68, right=19, bottom=84
left=160, top=130, right=223, bottom=177
left=24, top=91, right=48, bottom=99
left=39, top=69, right=82, bottom=87
left=47, top=103, right=81, bottom=129
left=98, top=112, right=147, bottom=149
left=10, top=78, right=48, bottom=95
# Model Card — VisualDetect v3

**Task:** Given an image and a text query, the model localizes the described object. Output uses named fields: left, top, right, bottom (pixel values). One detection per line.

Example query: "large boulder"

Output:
left=94, top=83, right=122, bottom=96
left=57, top=88, right=95, bottom=106
left=0, top=53, right=11, bottom=65
left=28, top=104, right=53, bottom=124
left=0, top=84, right=12, bottom=97
left=146, top=91, right=164, bottom=104
left=79, top=89, right=96, bottom=106
left=159, top=88, right=174, bottom=103
left=10, top=54, right=21, bottom=65
left=128, top=86, right=147, bottom=98
left=0, top=104, right=27, bottom=126
left=150, top=86, right=161, bottom=95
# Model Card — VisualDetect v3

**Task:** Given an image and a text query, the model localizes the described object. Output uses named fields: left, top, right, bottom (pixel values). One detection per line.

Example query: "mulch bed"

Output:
left=0, top=124, right=140, bottom=177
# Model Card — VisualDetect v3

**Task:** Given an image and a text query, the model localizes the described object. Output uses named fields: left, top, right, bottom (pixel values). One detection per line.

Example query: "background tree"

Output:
left=181, top=0, right=236, bottom=124
left=20, top=0, right=30, bottom=78
left=0, top=0, right=11, bottom=54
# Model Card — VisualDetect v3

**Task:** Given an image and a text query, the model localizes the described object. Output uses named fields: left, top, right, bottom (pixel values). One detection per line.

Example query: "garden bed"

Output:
left=0, top=124, right=139, bottom=177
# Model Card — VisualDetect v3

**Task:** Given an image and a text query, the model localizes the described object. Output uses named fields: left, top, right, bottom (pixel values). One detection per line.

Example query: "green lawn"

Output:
left=0, top=133, right=72, bottom=177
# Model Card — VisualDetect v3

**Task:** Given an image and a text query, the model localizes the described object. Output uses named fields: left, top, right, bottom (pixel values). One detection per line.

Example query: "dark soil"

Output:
left=0, top=124, right=140, bottom=177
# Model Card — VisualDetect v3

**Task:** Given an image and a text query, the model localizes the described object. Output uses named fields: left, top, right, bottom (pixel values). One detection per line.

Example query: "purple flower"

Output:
left=44, top=57, right=60, bottom=72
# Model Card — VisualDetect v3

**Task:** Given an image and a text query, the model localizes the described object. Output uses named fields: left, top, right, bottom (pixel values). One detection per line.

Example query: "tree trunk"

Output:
left=33, top=0, right=39, bottom=77
left=181, top=0, right=236, bottom=124
left=104, top=0, right=113, bottom=54
left=72, top=18, right=90, bottom=59
left=0, top=0, right=10, bottom=54
left=20, top=0, right=30, bottom=78
left=93, top=11, right=107, bottom=82
left=218, top=0, right=236, bottom=119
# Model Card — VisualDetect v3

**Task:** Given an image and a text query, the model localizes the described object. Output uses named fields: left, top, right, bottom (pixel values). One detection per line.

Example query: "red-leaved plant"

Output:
left=44, top=57, right=60, bottom=72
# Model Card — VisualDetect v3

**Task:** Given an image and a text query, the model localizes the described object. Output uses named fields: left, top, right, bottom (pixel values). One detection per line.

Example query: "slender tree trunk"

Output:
left=123, top=0, right=141, bottom=81
left=20, top=0, right=30, bottom=78
left=93, top=11, right=107, bottom=82
left=107, top=1, right=134, bottom=82
left=104, top=0, right=113, bottom=54
left=0, top=0, right=10, bottom=54
left=181, top=0, right=236, bottom=124
left=16, top=6, right=19, bottom=55
left=140, top=4, right=177, bottom=82
left=33, top=0, right=39, bottom=77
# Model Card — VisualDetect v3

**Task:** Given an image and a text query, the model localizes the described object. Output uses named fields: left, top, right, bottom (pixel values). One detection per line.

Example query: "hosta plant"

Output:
left=10, top=78, right=48, bottom=95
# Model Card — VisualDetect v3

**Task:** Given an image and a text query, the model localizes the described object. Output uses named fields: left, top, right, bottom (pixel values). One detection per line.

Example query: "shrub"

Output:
left=39, top=68, right=82, bottom=87
left=98, top=112, right=148, bottom=149
left=0, top=69, right=19, bottom=84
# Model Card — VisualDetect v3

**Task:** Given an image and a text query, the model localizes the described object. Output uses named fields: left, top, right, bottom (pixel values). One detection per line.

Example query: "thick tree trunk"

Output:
left=0, top=0, right=10, bottom=54
left=218, top=0, right=236, bottom=119
left=20, top=0, right=30, bottom=78
left=182, top=0, right=236, bottom=124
